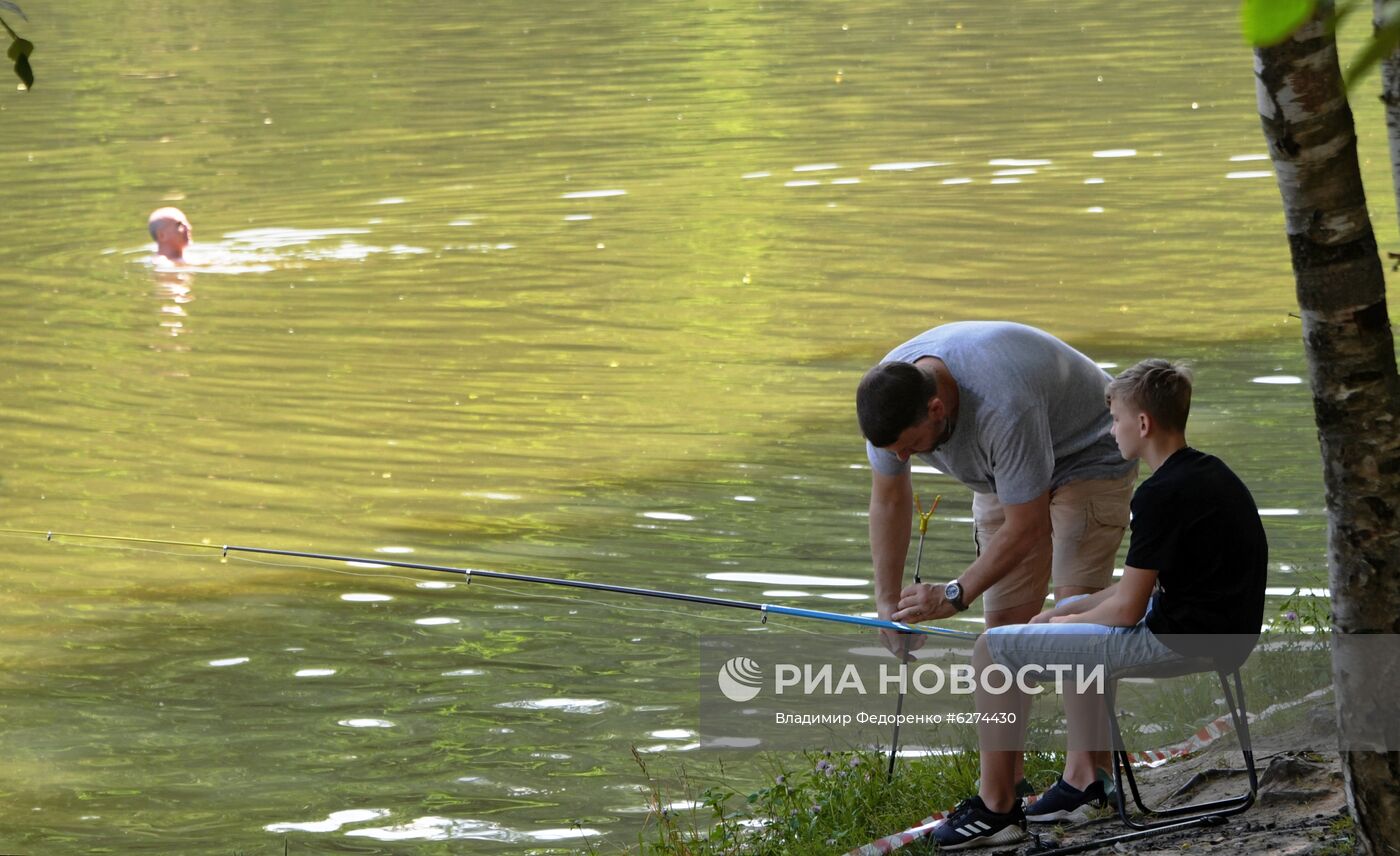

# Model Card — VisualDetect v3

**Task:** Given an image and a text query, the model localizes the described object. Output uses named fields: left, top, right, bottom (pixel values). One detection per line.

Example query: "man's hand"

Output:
left=1028, top=609, right=1056, bottom=625
left=878, top=627, right=926, bottom=660
left=891, top=582, right=959, bottom=624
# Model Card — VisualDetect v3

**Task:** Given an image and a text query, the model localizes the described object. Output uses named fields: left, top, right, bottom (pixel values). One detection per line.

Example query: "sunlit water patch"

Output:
left=265, top=808, right=390, bottom=833
left=560, top=189, right=626, bottom=199
left=496, top=698, right=613, bottom=714
left=222, top=226, right=371, bottom=250
left=707, top=572, right=866, bottom=587
left=869, top=161, right=946, bottom=171
left=339, top=718, right=395, bottom=728
left=345, top=816, right=516, bottom=842
left=650, top=728, right=696, bottom=739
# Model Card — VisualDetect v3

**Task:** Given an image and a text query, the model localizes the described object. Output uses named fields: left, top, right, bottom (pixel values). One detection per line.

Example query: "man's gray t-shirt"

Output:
left=865, top=322, right=1134, bottom=504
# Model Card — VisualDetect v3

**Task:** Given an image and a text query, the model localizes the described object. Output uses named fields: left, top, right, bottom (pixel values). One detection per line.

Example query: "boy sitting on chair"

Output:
left=929, top=359, right=1268, bottom=850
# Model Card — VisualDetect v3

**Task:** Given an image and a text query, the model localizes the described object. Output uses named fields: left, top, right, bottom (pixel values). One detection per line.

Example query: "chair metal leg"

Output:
left=1105, top=668, right=1259, bottom=831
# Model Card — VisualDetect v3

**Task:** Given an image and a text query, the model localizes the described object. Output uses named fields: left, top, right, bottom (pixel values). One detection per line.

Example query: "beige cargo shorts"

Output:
left=971, top=464, right=1138, bottom=613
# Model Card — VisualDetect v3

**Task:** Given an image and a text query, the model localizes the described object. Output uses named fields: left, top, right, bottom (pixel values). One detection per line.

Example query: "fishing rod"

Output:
left=1, top=528, right=980, bottom=640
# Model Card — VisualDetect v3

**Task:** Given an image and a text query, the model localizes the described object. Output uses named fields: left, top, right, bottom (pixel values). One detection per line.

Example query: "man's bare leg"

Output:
left=978, top=601, right=1041, bottom=812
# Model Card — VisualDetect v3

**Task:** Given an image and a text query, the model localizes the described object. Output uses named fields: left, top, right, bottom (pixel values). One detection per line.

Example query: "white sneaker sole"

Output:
left=1027, top=806, right=1089, bottom=823
left=1027, top=803, right=1103, bottom=823
left=934, top=824, right=1029, bottom=850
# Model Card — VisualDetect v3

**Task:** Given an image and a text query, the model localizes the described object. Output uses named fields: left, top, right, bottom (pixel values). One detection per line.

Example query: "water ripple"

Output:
left=265, top=808, right=389, bottom=833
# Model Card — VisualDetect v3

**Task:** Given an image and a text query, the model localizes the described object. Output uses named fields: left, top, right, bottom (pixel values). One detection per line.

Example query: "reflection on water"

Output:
left=266, top=808, right=390, bottom=834
left=707, top=571, right=868, bottom=587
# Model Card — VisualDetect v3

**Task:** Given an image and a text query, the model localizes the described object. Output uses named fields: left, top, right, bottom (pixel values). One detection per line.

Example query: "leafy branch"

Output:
left=1240, top=0, right=1400, bottom=91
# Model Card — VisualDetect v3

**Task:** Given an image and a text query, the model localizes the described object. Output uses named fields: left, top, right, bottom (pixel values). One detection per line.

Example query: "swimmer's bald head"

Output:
left=148, top=207, right=191, bottom=262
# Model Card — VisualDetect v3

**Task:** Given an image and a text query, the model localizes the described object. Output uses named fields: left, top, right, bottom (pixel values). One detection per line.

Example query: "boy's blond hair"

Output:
left=1106, top=359, right=1193, bottom=433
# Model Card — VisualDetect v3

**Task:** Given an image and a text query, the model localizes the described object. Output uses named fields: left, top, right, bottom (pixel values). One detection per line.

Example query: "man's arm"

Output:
left=958, top=490, right=1051, bottom=604
left=870, top=469, right=914, bottom=620
left=1051, top=566, right=1157, bottom=627
left=891, top=490, right=1051, bottom=623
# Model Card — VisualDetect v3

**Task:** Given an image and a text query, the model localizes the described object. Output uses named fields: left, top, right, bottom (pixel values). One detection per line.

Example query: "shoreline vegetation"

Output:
left=620, top=745, right=1063, bottom=855
left=603, top=594, right=1348, bottom=855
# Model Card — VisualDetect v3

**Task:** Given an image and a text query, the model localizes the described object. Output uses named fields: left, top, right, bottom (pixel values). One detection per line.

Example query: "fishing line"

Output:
left=4, top=528, right=973, bottom=638
left=0, top=529, right=828, bottom=636
left=231, top=551, right=828, bottom=636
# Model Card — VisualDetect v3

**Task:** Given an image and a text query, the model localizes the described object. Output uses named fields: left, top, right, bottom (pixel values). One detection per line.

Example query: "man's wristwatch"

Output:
left=944, top=579, right=969, bottom=612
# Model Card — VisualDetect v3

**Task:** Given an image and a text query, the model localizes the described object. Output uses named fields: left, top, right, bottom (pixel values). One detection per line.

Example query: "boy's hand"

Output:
left=1028, top=610, right=1057, bottom=624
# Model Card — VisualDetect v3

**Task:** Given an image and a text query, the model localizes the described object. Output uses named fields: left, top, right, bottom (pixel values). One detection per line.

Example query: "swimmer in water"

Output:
left=148, top=207, right=192, bottom=264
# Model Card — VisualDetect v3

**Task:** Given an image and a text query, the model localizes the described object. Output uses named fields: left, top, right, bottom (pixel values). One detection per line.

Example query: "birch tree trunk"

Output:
left=1379, top=0, right=1400, bottom=240
left=1253, top=14, right=1400, bottom=855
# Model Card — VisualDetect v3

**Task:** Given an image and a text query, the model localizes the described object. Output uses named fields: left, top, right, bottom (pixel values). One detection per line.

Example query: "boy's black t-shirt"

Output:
left=1124, top=447, right=1268, bottom=655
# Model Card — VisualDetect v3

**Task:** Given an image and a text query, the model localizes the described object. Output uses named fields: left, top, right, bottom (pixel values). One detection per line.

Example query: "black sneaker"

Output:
left=930, top=796, right=1028, bottom=850
left=1024, top=777, right=1107, bottom=823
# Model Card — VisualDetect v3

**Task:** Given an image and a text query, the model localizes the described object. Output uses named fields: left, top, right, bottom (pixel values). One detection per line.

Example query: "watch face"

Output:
left=945, top=581, right=961, bottom=600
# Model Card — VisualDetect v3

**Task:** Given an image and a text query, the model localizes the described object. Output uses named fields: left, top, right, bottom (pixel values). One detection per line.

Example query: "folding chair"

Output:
left=1104, top=656, right=1259, bottom=830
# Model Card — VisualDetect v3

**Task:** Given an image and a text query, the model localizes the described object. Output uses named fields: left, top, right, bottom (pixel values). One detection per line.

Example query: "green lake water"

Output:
left=0, top=0, right=1387, bottom=852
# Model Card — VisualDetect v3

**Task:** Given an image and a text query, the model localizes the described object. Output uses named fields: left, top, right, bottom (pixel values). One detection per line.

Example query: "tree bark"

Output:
left=1379, top=1, right=1400, bottom=240
left=1254, top=14, right=1400, bottom=855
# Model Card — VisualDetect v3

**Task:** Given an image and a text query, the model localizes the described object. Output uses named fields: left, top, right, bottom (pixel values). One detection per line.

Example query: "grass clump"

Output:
left=618, top=745, right=1063, bottom=855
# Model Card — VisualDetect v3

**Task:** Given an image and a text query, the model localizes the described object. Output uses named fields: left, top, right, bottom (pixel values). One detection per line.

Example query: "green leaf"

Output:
left=1241, top=0, right=1317, bottom=47
left=1344, top=13, right=1400, bottom=90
